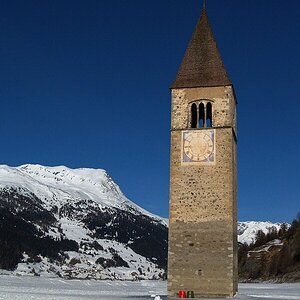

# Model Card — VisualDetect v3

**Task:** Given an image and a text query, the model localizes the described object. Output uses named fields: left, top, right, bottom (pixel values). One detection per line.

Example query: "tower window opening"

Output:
left=191, top=103, right=197, bottom=128
left=199, top=103, right=205, bottom=128
left=206, top=102, right=212, bottom=127
left=189, top=100, right=213, bottom=129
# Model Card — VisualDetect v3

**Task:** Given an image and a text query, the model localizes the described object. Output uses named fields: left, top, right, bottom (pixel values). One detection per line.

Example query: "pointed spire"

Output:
left=171, top=7, right=231, bottom=89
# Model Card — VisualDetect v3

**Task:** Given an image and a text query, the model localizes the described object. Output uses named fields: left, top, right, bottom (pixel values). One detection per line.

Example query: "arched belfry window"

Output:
left=206, top=102, right=212, bottom=128
left=189, top=100, right=213, bottom=129
left=199, top=103, right=205, bottom=128
left=191, top=103, right=197, bottom=128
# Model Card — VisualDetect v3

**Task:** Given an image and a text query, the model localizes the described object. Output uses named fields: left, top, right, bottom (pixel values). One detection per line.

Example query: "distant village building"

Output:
left=168, top=4, right=238, bottom=298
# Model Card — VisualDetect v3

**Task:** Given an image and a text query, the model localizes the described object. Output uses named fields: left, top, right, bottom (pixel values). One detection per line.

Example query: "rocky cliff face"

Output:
left=0, top=164, right=168, bottom=280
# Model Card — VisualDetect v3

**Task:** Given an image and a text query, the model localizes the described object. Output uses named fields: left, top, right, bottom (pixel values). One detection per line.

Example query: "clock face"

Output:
left=182, top=130, right=215, bottom=164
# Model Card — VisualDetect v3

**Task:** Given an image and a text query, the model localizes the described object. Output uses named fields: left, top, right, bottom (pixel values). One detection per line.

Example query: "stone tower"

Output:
left=168, top=6, right=238, bottom=298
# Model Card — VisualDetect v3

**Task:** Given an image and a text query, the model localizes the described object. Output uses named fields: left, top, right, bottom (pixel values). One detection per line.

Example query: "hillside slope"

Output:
left=238, top=219, right=300, bottom=282
left=0, top=164, right=168, bottom=280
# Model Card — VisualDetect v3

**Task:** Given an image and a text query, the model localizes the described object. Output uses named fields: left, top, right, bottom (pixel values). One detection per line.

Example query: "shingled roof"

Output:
left=171, top=9, right=231, bottom=89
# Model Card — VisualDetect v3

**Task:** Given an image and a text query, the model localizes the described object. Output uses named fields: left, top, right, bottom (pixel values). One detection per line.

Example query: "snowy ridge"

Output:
left=0, top=164, right=165, bottom=224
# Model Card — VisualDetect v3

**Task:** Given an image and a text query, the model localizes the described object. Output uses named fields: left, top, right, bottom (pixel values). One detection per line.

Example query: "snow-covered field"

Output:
left=0, top=276, right=165, bottom=299
left=0, top=276, right=300, bottom=300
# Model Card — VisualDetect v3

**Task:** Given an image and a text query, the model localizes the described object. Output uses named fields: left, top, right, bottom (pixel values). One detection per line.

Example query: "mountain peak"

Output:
left=0, top=164, right=162, bottom=221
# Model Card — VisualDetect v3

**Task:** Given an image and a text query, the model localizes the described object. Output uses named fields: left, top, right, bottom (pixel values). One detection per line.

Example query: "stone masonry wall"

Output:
left=171, top=86, right=236, bottom=131
left=168, top=86, right=237, bottom=298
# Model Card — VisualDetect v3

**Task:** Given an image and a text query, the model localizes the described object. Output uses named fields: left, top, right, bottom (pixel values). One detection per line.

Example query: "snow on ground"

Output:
left=0, top=276, right=165, bottom=299
left=240, top=283, right=300, bottom=299
left=0, top=276, right=300, bottom=300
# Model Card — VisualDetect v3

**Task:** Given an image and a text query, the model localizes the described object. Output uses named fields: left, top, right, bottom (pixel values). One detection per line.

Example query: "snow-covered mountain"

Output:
left=0, top=164, right=167, bottom=280
left=237, top=221, right=287, bottom=245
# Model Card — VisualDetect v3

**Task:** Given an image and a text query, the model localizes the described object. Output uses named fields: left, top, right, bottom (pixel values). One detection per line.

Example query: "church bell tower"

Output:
left=168, top=5, right=238, bottom=298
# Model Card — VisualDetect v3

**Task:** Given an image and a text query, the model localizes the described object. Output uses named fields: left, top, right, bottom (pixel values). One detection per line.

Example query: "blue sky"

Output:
left=0, top=0, right=299, bottom=222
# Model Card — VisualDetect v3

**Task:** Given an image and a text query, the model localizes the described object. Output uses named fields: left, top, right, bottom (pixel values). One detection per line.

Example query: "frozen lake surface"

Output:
left=0, top=276, right=300, bottom=299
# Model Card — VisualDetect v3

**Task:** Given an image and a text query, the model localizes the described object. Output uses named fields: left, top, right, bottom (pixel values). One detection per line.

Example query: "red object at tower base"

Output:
left=178, top=290, right=187, bottom=298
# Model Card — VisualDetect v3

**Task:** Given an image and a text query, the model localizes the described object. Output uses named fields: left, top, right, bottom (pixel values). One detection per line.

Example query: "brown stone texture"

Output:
left=168, top=86, right=238, bottom=298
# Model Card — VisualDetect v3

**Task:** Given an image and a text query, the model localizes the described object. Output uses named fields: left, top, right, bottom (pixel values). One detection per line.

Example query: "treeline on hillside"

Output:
left=0, top=207, right=78, bottom=270
left=239, top=214, right=300, bottom=281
